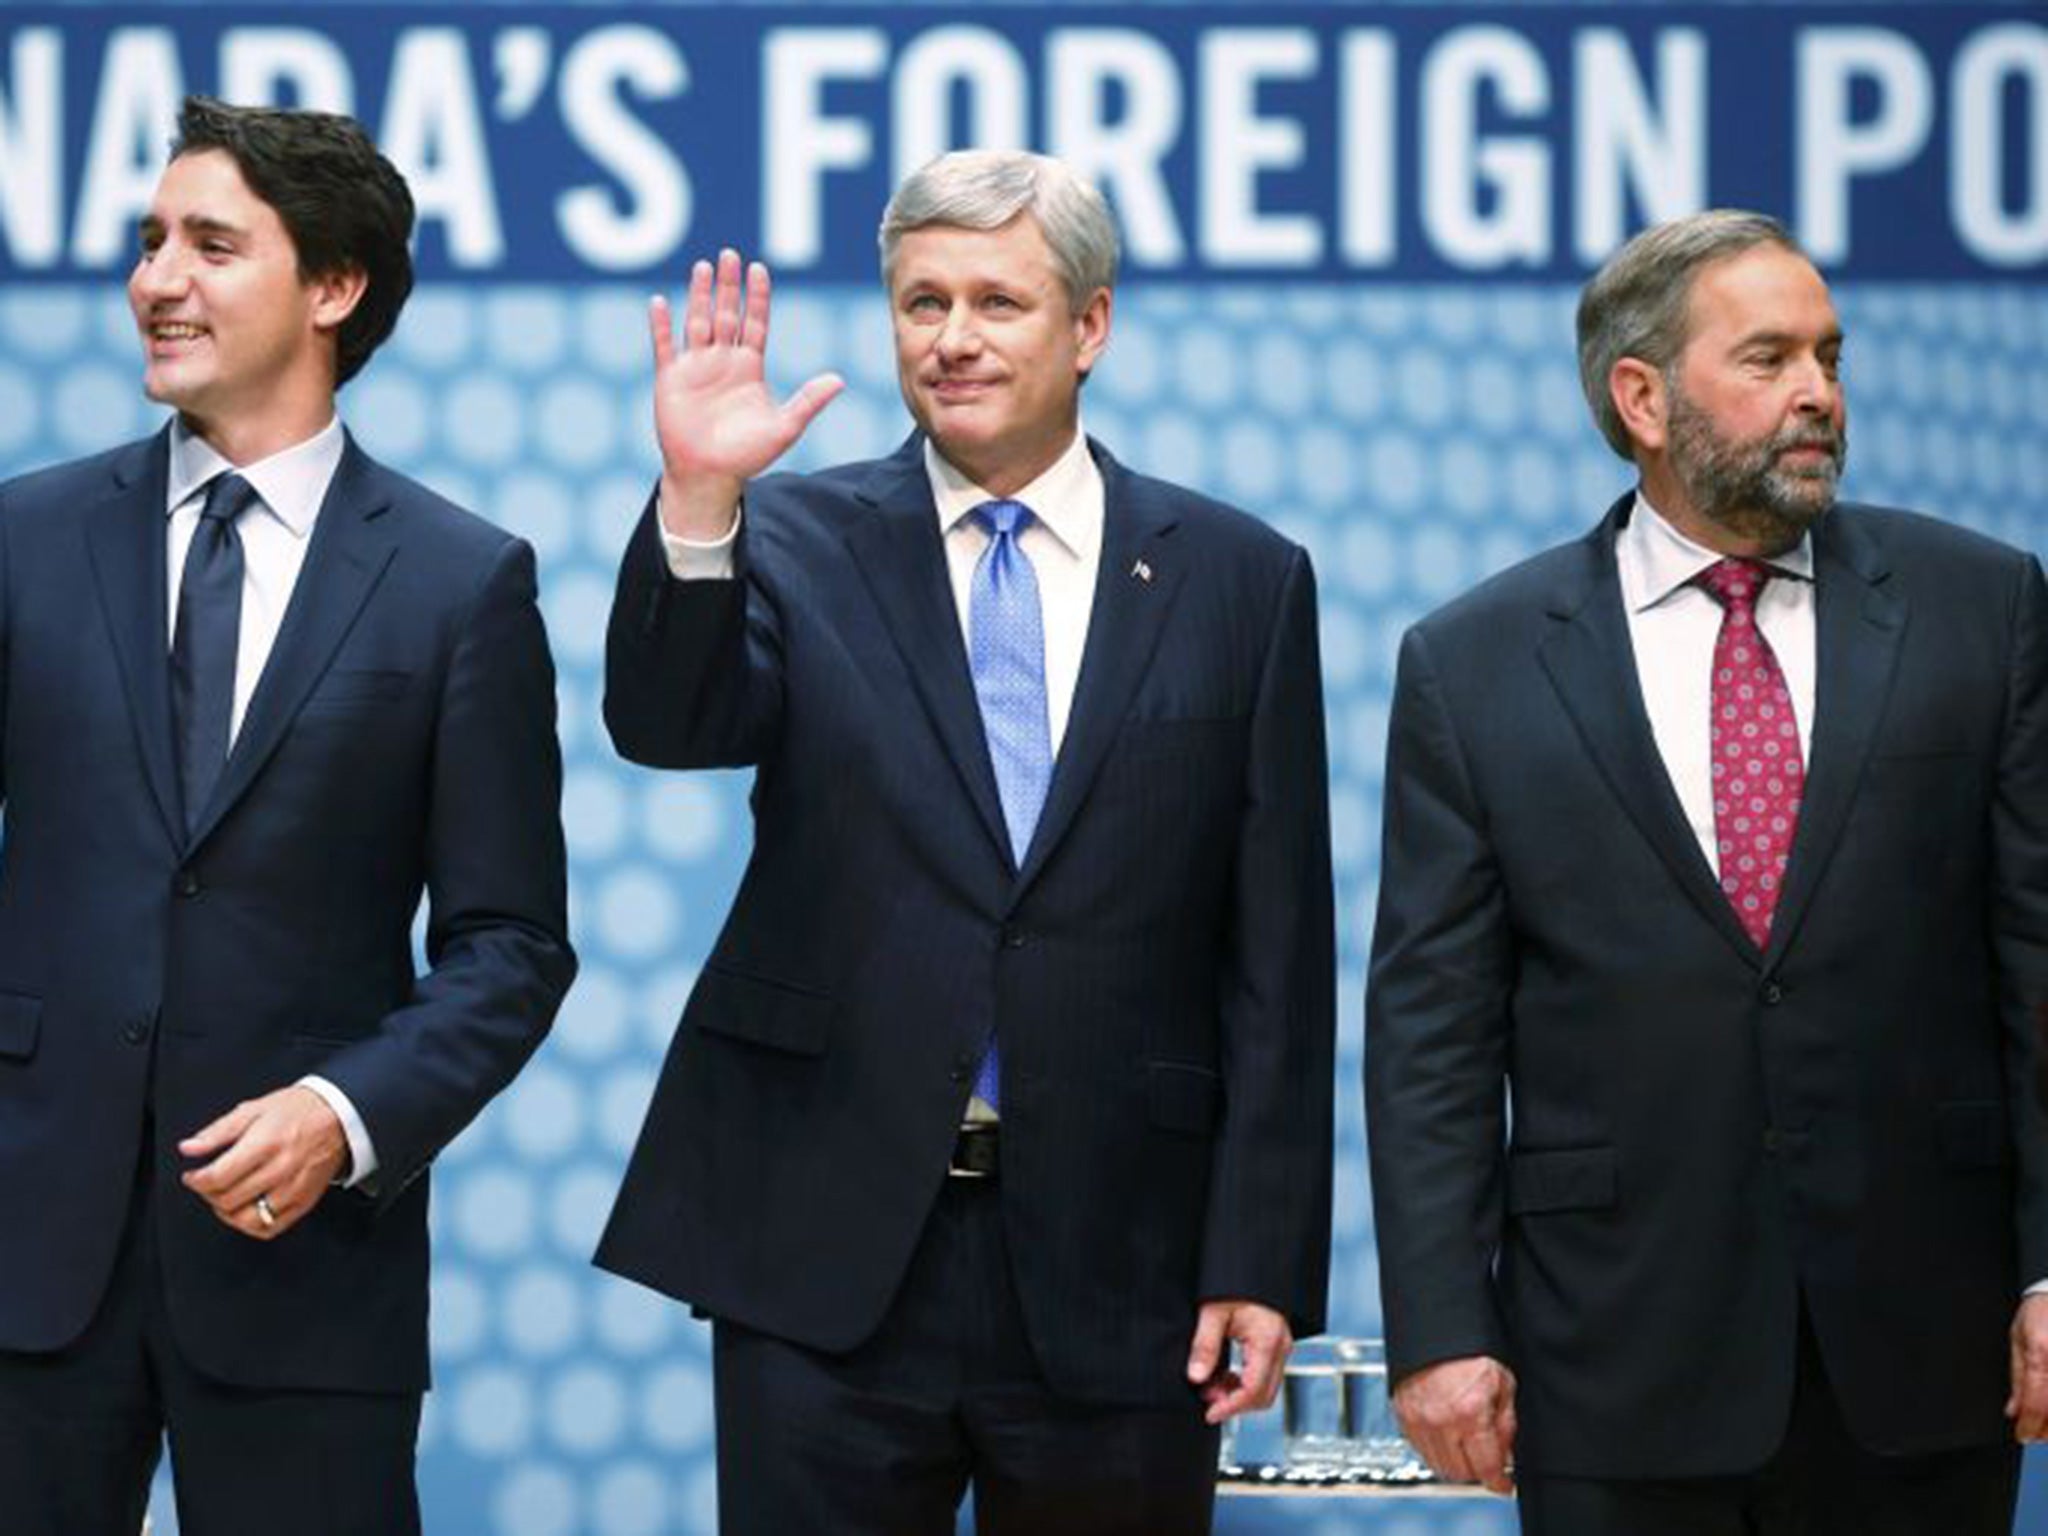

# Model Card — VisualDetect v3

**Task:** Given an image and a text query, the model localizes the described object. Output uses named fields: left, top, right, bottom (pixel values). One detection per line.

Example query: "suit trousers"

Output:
left=1518, top=1306, right=2021, bottom=1536
left=0, top=1129, right=422, bottom=1536
left=712, top=1176, right=1219, bottom=1536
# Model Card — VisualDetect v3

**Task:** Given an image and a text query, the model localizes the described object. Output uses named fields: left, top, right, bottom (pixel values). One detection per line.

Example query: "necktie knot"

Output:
left=200, top=472, right=259, bottom=528
left=1698, top=556, right=1769, bottom=617
left=973, top=498, right=1032, bottom=542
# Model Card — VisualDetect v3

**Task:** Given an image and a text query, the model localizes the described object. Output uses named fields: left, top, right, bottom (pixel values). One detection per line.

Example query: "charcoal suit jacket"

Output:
left=1367, top=494, right=2048, bottom=1474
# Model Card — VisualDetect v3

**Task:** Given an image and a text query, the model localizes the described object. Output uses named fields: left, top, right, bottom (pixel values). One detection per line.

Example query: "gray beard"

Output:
left=1666, top=387, right=1846, bottom=556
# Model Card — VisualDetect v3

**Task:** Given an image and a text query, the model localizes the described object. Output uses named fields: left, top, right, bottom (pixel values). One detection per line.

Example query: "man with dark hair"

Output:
left=167, top=95, right=415, bottom=386
left=597, top=149, right=1335, bottom=1534
left=1367, top=209, right=2048, bottom=1533
left=0, top=96, right=574, bottom=1533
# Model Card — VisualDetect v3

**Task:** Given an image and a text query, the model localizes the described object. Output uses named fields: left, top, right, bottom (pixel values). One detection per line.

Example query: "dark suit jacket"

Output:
left=0, top=427, right=574, bottom=1393
left=596, top=434, right=1335, bottom=1404
left=1366, top=494, right=2048, bottom=1476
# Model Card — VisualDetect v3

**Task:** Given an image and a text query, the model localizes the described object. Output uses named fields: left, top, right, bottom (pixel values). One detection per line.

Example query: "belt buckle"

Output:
left=948, top=1124, right=999, bottom=1180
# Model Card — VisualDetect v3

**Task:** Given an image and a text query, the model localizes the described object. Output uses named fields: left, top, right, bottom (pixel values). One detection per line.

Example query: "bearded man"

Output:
left=1366, top=209, right=2048, bottom=1536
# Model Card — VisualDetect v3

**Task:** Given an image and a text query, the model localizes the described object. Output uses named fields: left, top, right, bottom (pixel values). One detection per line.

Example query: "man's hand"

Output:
left=2006, top=1293, right=2048, bottom=1441
left=1393, top=1354, right=1518, bottom=1494
left=651, top=248, right=845, bottom=540
left=178, top=1085, right=348, bottom=1241
left=1186, top=1299, right=1293, bottom=1424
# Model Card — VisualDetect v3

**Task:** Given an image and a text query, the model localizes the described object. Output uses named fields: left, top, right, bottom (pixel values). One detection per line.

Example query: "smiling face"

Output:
left=128, top=148, right=362, bottom=461
left=889, top=215, right=1111, bottom=497
left=1650, top=244, right=1848, bottom=554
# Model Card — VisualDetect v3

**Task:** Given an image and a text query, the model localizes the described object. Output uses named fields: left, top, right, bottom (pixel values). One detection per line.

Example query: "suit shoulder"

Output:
left=765, top=455, right=892, bottom=504
left=1411, top=535, right=1591, bottom=644
left=736, top=456, right=889, bottom=550
left=748, top=458, right=885, bottom=507
left=0, top=439, right=150, bottom=522
left=1832, top=502, right=2038, bottom=579
left=1125, top=467, right=1304, bottom=562
left=370, top=460, right=526, bottom=567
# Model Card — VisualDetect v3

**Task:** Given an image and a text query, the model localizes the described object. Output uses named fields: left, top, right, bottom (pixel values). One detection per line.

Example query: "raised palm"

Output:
left=650, top=249, right=843, bottom=532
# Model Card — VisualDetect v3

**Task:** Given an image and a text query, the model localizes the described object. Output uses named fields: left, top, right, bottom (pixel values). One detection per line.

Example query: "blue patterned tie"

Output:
left=171, top=472, right=257, bottom=837
left=968, top=499, right=1052, bottom=1110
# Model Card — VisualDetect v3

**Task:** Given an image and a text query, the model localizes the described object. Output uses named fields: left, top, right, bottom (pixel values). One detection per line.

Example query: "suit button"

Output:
left=1759, top=980, right=1784, bottom=1005
left=949, top=1058, right=971, bottom=1083
left=1000, top=927, right=1028, bottom=949
left=120, top=1015, right=152, bottom=1046
left=175, top=869, right=201, bottom=898
left=1762, top=1128, right=1781, bottom=1154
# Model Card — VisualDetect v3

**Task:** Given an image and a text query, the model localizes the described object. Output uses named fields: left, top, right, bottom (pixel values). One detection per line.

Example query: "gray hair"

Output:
left=879, top=149, right=1119, bottom=313
left=1577, top=210, right=1802, bottom=459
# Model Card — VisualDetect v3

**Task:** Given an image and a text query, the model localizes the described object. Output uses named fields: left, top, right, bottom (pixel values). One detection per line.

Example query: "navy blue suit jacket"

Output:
left=0, top=428, right=574, bottom=1393
left=1367, top=496, right=2048, bottom=1474
left=596, top=435, right=1335, bottom=1404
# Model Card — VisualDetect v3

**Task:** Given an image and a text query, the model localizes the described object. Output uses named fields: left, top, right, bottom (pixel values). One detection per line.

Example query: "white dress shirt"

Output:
left=163, top=417, right=378, bottom=1188
left=660, top=427, right=1105, bottom=753
left=1614, top=493, right=1815, bottom=878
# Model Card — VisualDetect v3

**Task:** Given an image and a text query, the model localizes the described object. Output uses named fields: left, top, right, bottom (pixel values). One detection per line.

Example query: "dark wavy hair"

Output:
left=171, top=96, right=415, bottom=387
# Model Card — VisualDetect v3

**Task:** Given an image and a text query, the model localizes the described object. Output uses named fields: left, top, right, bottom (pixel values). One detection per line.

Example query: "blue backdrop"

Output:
left=0, top=2, right=2043, bottom=1532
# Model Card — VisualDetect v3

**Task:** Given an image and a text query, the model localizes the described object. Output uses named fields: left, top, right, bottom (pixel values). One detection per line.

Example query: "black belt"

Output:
left=948, top=1123, right=999, bottom=1180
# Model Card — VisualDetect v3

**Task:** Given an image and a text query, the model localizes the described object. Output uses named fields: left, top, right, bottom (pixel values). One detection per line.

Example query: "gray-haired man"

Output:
left=595, top=150, right=1336, bottom=1533
left=1367, top=209, right=2048, bottom=1534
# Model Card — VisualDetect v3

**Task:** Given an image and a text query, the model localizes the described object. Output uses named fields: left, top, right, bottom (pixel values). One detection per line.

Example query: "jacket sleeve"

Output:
left=1993, top=554, right=2048, bottom=1285
left=1364, top=622, right=1513, bottom=1382
left=604, top=491, right=785, bottom=770
left=316, top=536, right=576, bottom=1205
left=1195, top=546, right=1338, bottom=1338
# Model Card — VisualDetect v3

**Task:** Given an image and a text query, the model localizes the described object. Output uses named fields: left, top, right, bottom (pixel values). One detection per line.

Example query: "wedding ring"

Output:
left=255, top=1194, right=278, bottom=1229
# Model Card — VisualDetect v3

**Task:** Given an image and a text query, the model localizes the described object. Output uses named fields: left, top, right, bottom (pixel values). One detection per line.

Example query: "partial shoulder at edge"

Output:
left=0, top=436, right=155, bottom=515
left=1113, top=460, right=1306, bottom=570
left=363, top=452, right=526, bottom=567
left=1833, top=500, right=2037, bottom=577
left=734, top=451, right=910, bottom=558
left=750, top=453, right=895, bottom=510
left=1411, top=527, right=1602, bottom=644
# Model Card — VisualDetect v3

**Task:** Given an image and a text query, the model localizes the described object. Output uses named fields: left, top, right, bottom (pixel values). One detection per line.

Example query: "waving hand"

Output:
left=651, top=248, right=844, bottom=540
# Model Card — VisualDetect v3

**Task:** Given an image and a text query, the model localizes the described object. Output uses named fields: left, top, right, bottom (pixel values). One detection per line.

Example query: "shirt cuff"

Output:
left=658, top=498, right=741, bottom=580
left=2027, top=1279, right=2048, bottom=1298
left=297, top=1074, right=379, bottom=1190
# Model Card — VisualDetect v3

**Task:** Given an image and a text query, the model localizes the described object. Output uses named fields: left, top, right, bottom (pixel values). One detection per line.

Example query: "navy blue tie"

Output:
left=171, top=472, right=257, bottom=837
left=967, top=499, right=1052, bottom=1110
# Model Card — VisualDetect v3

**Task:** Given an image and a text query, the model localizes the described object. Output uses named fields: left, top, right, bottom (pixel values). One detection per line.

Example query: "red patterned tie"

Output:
left=1699, top=558, right=1804, bottom=949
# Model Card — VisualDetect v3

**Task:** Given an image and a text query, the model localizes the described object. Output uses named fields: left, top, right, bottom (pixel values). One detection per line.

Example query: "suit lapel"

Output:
left=842, top=440, right=1013, bottom=868
left=187, top=435, right=399, bottom=849
left=1539, top=498, right=1759, bottom=963
left=82, top=429, right=183, bottom=847
left=1013, top=446, right=1182, bottom=895
left=1763, top=512, right=1903, bottom=966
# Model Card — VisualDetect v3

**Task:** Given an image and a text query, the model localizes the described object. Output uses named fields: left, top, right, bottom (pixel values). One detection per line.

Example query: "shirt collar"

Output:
left=165, top=416, right=346, bottom=540
left=924, top=425, right=1099, bottom=561
left=1619, top=489, right=1815, bottom=614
